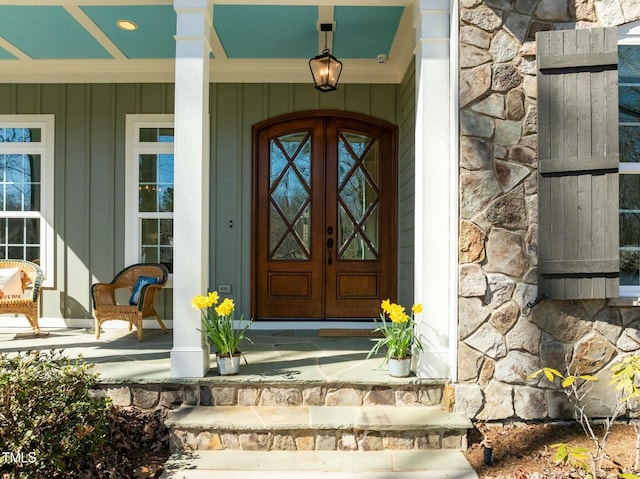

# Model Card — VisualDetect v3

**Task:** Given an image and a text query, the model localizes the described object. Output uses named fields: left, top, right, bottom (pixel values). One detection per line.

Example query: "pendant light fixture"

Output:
left=309, top=23, right=342, bottom=92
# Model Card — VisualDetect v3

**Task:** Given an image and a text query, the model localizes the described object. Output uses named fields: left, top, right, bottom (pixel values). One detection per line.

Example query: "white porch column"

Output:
left=413, top=0, right=457, bottom=379
left=170, top=0, right=211, bottom=377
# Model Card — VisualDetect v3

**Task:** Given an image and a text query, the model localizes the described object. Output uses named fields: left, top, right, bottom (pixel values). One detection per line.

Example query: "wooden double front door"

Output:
left=252, top=112, right=397, bottom=320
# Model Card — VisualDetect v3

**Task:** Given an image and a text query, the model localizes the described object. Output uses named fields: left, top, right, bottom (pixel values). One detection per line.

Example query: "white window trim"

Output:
left=619, top=22, right=640, bottom=297
left=125, top=114, right=174, bottom=283
left=0, top=114, right=54, bottom=288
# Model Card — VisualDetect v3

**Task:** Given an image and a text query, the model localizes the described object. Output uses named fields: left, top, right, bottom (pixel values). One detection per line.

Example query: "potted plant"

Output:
left=367, top=299, right=423, bottom=377
left=192, top=291, right=252, bottom=375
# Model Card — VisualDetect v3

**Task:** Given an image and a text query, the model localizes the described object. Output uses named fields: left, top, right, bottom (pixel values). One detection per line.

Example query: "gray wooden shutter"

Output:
left=537, top=27, right=619, bottom=299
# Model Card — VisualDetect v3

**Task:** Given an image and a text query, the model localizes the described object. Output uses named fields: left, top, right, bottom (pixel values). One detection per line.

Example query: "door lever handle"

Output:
left=327, top=238, right=334, bottom=265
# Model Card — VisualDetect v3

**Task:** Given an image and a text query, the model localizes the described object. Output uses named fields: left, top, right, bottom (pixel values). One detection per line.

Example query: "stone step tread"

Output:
left=165, top=405, right=472, bottom=431
left=160, top=450, right=479, bottom=479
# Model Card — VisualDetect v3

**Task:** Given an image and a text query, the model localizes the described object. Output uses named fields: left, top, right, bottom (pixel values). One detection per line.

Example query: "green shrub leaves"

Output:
left=0, top=350, right=111, bottom=478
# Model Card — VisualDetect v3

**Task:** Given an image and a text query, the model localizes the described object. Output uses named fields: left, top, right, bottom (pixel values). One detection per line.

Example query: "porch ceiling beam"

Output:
left=209, top=21, right=227, bottom=60
left=64, top=4, right=128, bottom=60
left=0, top=35, right=31, bottom=61
left=0, top=58, right=406, bottom=84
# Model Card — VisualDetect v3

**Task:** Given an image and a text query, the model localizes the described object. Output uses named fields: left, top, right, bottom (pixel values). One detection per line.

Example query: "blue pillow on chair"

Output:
left=129, top=276, right=159, bottom=305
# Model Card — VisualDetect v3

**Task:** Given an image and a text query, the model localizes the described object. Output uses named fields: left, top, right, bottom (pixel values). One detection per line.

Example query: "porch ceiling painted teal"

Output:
left=0, top=1, right=414, bottom=85
left=0, top=5, right=112, bottom=59
left=81, top=5, right=178, bottom=59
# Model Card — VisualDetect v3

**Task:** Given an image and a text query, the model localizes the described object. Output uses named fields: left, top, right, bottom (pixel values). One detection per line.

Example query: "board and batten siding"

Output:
left=537, top=27, right=620, bottom=300
left=397, top=66, right=416, bottom=308
left=0, top=82, right=400, bottom=322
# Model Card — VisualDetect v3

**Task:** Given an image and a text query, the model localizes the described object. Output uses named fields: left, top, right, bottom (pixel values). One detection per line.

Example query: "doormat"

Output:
left=318, top=329, right=382, bottom=338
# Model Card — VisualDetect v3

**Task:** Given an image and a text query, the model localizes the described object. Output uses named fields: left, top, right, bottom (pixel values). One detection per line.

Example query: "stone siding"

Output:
left=171, top=428, right=464, bottom=452
left=91, top=382, right=445, bottom=409
left=456, top=0, right=640, bottom=420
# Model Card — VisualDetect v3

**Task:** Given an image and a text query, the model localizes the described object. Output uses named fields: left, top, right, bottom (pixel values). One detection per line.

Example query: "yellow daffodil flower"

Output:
left=412, top=303, right=422, bottom=314
left=191, top=295, right=207, bottom=309
left=207, top=291, right=219, bottom=307
left=381, top=299, right=392, bottom=314
left=215, top=298, right=234, bottom=317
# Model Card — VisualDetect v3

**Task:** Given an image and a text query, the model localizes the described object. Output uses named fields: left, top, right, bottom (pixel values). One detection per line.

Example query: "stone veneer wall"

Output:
left=456, top=0, right=640, bottom=421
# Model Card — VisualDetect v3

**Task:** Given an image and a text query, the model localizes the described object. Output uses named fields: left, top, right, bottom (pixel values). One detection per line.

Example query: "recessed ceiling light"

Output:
left=116, top=19, right=137, bottom=31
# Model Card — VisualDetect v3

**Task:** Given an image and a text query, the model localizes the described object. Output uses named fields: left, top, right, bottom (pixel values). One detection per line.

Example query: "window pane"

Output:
left=159, top=187, right=174, bottom=213
left=139, top=127, right=175, bottom=143
left=139, top=187, right=157, bottom=212
left=139, top=128, right=158, bottom=142
left=139, top=154, right=174, bottom=213
left=269, top=133, right=312, bottom=260
left=25, top=246, right=39, bottom=263
left=7, top=246, right=22, bottom=259
left=0, top=217, right=40, bottom=262
left=158, top=154, right=174, bottom=212
left=160, top=246, right=173, bottom=273
left=0, top=154, right=41, bottom=212
left=5, top=184, right=21, bottom=211
left=7, top=218, right=22, bottom=243
left=620, top=126, right=640, bottom=163
left=0, top=128, right=40, bottom=143
left=620, top=86, right=640, bottom=123
left=141, top=218, right=173, bottom=272
left=620, top=45, right=640, bottom=84
left=141, top=246, right=158, bottom=263
left=159, top=219, right=173, bottom=245
left=141, top=218, right=158, bottom=245
left=139, top=154, right=157, bottom=183
left=25, top=218, right=39, bottom=244
left=620, top=175, right=640, bottom=286
left=158, top=128, right=174, bottom=142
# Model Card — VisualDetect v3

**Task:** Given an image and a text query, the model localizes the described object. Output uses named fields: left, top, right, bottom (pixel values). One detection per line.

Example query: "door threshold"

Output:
left=249, top=320, right=375, bottom=331
left=318, top=328, right=382, bottom=338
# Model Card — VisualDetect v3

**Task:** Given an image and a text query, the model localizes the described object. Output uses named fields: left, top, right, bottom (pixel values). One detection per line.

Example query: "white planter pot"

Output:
left=388, top=357, right=411, bottom=377
left=216, top=353, right=241, bottom=375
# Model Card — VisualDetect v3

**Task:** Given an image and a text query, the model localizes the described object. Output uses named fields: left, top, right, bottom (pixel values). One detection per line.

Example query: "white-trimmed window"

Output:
left=0, top=115, right=54, bottom=287
left=619, top=23, right=640, bottom=296
left=125, top=115, right=174, bottom=276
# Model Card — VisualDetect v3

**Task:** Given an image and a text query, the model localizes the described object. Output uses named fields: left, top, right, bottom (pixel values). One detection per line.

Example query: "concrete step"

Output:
left=160, top=450, right=479, bottom=479
left=165, top=405, right=472, bottom=452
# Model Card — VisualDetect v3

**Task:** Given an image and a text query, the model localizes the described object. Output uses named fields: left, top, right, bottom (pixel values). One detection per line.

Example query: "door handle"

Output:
left=327, top=237, right=334, bottom=265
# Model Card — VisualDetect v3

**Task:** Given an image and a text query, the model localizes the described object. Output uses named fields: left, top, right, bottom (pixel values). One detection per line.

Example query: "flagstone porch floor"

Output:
left=0, top=327, right=431, bottom=384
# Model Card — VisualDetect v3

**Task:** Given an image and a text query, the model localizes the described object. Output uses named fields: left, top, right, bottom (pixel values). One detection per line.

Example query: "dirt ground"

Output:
left=464, top=421, right=640, bottom=479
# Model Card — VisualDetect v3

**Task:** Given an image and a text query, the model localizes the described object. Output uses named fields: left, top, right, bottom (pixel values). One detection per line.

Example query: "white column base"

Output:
left=170, top=347, right=210, bottom=378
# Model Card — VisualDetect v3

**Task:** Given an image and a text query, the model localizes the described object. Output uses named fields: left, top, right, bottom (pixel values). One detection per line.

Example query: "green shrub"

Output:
left=0, top=349, right=111, bottom=478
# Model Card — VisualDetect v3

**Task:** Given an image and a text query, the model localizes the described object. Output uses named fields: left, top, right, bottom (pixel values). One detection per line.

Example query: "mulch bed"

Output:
left=464, top=421, right=640, bottom=479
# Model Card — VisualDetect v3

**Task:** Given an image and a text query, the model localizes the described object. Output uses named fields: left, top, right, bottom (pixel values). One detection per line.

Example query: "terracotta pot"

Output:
left=216, top=352, right=241, bottom=375
left=388, top=356, right=411, bottom=377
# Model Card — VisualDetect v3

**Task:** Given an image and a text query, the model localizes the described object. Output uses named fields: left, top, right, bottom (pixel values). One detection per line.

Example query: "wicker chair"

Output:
left=0, top=259, right=44, bottom=335
left=91, top=263, right=169, bottom=341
